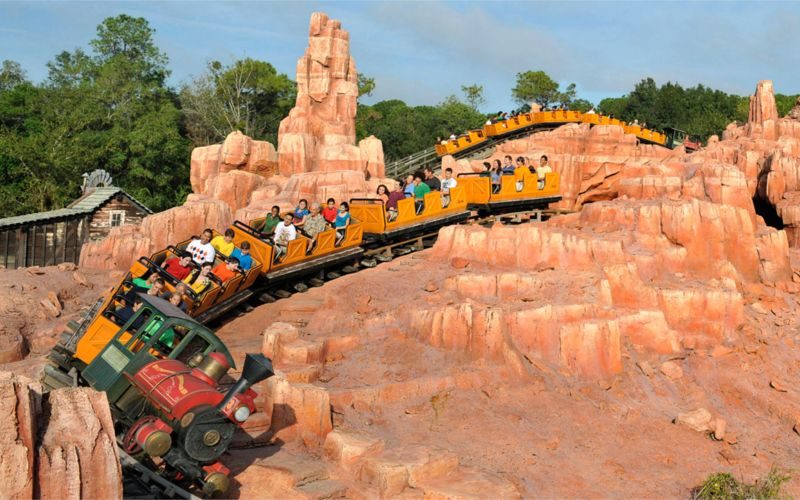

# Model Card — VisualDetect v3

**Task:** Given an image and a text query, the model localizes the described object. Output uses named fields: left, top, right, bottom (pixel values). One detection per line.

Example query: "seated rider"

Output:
left=386, top=182, right=406, bottom=222
left=536, top=155, right=553, bottom=190
left=304, top=203, right=330, bottom=241
left=210, top=228, right=236, bottom=257
left=293, top=199, right=310, bottom=228
left=186, top=228, right=216, bottom=265
left=230, top=241, right=253, bottom=272
left=260, top=206, right=282, bottom=236
left=334, top=202, right=351, bottom=244
left=322, top=198, right=338, bottom=224
left=183, top=262, right=214, bottom=295
left=212, top=257, right=240, bottom=283
left=440, top=167, right=457, bottom=207
left=273, top=213, right=297, bottom=260
left=162, top=254, right=193, bottom=281
left=413, top=173, right=431, bottom=214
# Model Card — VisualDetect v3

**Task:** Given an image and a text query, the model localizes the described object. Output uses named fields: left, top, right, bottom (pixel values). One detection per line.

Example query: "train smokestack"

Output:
left=217, top=353, right=274, bottom=410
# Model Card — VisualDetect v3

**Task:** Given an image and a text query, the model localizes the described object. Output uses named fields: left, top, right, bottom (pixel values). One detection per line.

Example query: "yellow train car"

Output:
left=350, top=186, right=470, bottom=242
left=435, top=129, right=489, bottom=157
left=231, top=217, right=365, bottom=282
left=457, top=172, right=562, bottom=212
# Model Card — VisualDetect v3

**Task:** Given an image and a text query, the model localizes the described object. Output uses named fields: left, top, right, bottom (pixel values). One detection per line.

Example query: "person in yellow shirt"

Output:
left=210, top=228, right=236, bottom=257
left=183, top=262, right=214, bottom=295
left=514, top=156, right=533, bottom=192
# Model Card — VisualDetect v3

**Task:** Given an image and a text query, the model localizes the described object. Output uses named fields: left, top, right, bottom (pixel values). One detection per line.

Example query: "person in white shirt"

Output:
left=273, top=213, right=297, bottom=261
left=536, top=155, right=553, bottom=190
left=441, top=167, right=458, bottom=207
left=186, top=228, right=216, bottom=265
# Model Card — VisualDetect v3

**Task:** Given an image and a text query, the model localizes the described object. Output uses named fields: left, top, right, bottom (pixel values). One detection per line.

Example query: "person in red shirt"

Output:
left=322, top=198, right=337, bottom=224
left=162, top=254, right=193, bottom=281
left=212, top=257, right=240, bottom=283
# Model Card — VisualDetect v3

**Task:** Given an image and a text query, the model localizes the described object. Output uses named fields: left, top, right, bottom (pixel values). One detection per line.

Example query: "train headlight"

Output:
left=234, top=406, right=251, bottom=422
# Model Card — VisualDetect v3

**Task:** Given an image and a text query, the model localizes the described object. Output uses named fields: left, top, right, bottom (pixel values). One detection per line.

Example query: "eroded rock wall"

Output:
left=0, top=373, right=121, bottom=499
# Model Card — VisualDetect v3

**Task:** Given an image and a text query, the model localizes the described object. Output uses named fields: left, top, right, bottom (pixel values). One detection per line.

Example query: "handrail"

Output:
left=233, top=220, right=266, bottom=239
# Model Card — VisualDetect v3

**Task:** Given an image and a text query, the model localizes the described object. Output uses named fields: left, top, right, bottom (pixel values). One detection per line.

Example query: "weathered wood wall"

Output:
left=88, top=196, right=147, bottom=241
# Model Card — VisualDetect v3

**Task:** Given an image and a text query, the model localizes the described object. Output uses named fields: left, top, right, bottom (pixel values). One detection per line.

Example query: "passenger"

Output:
left=293, top=199, right=310, bottom=228
left=167, top=292, right=188, bottom=313
left=502, top=155, right=515, bottom=175
left=441, top=168, right=457, bottom=207
left=449, top=133, right=456, bottom=141
left=117, top=298, right=145, bottom=329
left=210, top=228, right=236, bottom=257
left=160, top=283, right=190, bottom=312
left=132, top=273, right=158, bottom=290
left=586, top=107, right=596, bottom=114
left=536, top=155, right=553, bottom=190
left=403, top=174, right=415, bottom=198
left=376, top=184, right=390, bottom=204
left=260, top=206, right=282, bottom=236
left=334, top=202, right=351, bottom=244
left=230, top=241, right=253, bottom=272
left=322, top=198, right=338, bottom=224
left=145, top=277, right=166, bottom=297
left=162, top=253, right=193, bottom=281
left=186, top=228, right=216, bottom=265
left=514, top=157, right=530, bottom=191
left=386, top=182, right=405, bottom=222
left=480, top=161, right=492, bottom=176
left=273, top=213, right=297, bottom=261
left=212, top=257, right=240, bottom=283
left=184, top=262, right=214, bottom=295
left=413, top=173, right=431, bottom=214
left=491, top=160, right=503, bottom=193
left=158, top=281, right=189, bottom=300
left=304, top=203, right=329, bottom=241
left=423, top=166, right=441, bottom=191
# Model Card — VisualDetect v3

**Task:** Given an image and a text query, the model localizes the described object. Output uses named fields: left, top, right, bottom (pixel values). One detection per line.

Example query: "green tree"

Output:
left=358, top=74, right=375, bottom=97
left=512, top=70, right=560, bottom=108
left=461, top=84, right=485, bottom=111
left=180, top=58, right=295, bottom=147
left=0, top=15, right=190, bottom=216
left=0, top=60, right=27, bottom=91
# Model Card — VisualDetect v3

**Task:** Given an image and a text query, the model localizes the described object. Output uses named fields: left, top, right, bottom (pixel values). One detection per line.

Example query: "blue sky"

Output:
left=2, top=1, right=799, bottom=112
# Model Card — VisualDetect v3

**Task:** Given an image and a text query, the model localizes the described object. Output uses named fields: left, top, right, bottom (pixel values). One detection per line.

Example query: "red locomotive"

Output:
left=119, top=352, right=272, bottom=495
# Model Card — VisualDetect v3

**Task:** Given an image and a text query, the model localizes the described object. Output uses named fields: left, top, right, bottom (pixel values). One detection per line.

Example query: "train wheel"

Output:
left=326, top=271, right=341, bottom=280
left=360, top=258, right=377, bottom=268
left=274, top=289, right=292, bottom=299
left=293, top=282, right=309, bottom=293
left=342, top=265, right=358, bottom=274
left=309, top=278, right=325, bottom=287
left=375, top=252, right=393, bottom=263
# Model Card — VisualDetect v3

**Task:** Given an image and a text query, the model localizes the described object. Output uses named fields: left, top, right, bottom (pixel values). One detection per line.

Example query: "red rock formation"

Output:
left=0, top=374, right=121, bottom=499
left=0, top=372, right=38, bottom=499
left=277, top=12, right=384, bottom=178
left=38, top=388, right=122, bottom=499
left=477, top=123, right=676, bottom=210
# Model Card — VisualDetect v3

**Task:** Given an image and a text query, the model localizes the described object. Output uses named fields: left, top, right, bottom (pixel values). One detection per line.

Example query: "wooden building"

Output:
left=0, top=174, right=150, bottom=269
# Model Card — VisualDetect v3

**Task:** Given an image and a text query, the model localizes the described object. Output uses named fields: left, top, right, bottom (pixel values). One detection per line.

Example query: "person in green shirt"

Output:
left=260, top=205, right=282, bottom=236
left=413, top=173, right=431, bottom=214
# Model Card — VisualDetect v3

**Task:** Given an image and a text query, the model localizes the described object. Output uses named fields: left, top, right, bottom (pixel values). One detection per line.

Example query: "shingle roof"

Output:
left=0, top=187, right=152, bottom=230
